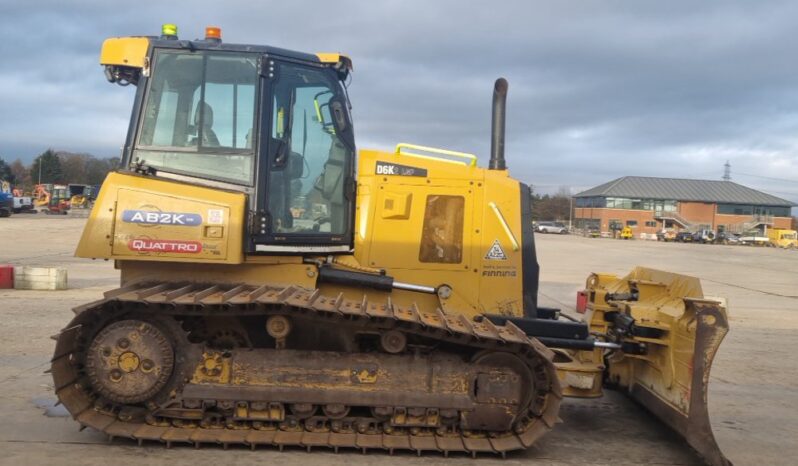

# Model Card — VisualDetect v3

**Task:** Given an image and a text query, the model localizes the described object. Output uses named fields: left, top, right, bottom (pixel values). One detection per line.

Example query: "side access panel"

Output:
left=76, top=172, right=246, bottom=264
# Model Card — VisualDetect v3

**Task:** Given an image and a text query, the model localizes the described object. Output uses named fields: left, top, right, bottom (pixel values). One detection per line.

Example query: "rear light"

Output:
left=576, top=291, right=588, bottom=314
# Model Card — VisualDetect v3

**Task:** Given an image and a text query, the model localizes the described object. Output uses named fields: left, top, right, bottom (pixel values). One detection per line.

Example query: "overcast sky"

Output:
left=1, top=1, right=797, bottom=202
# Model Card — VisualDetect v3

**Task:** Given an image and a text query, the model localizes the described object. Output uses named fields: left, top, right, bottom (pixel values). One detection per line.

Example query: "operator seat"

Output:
left=313, top=138, right=347, bottom=232
left=194, top=102, right=220, bottom=147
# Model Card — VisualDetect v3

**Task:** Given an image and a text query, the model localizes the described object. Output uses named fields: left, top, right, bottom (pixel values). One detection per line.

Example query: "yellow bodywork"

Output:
left=315, top=52, right=353, bottom=71
left=76, top=172, right=246, bottom=264
left=69, top=195, right=89, bottom=208
left=767, top=228, right=797, bottom=248
left=620, top=226, right=633, bottom=239
left=567, top=267, right=730, bottom=466
left=77, top=147, right=526, bottom=321
left=354, top=149, right=525, bottom=319
left=100, top=37, right=150, bottom=68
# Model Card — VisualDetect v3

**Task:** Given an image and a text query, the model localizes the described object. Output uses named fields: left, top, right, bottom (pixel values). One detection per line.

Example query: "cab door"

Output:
left=249, top=57, right=355, bottom=253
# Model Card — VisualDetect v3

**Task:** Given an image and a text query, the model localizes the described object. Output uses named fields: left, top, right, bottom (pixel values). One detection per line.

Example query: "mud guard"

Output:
left=586, top=268, right=732, bottom=466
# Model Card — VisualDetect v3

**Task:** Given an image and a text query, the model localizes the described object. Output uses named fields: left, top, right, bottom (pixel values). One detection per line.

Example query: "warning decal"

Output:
left=207, top=209, right=224, bottom=225
left=485, top=239, right=508, bottom=260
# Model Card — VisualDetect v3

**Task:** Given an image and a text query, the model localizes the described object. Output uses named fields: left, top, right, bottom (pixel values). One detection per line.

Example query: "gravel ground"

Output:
left=1, top=215, right=796, bottom=466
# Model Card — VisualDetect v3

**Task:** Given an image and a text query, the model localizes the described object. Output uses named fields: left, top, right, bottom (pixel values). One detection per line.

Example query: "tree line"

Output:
left=531, top=187, right=573, bottom=222
left=0, top=149, right=119, bottom=189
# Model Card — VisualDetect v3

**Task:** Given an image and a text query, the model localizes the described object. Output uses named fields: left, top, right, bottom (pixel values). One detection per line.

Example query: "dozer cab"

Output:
left=51, top=24, right=731, bottom=465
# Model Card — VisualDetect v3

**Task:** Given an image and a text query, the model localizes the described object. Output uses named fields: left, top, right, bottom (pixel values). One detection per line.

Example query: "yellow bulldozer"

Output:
left=51, top=25, right=730, bottom=465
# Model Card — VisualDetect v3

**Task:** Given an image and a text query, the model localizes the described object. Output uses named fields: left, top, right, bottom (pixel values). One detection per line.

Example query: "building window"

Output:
left=762, top=206, right=790, bottom=217
left=661, top=200, right=678, bottom=212
left=626, top=220, right=638, bottom=227
left=717, top=204, right=752, bottom=215
left=717, top=204, right=790, bottom=217
left=603, top=197, right=678, bottom=211
left=645, top=221, right=657, bottom=227
left=575, top=197, right=606, bottom=208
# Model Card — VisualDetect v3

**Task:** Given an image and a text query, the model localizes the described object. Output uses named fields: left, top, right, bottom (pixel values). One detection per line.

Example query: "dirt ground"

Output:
left=1, top=215, right=796, bottom=466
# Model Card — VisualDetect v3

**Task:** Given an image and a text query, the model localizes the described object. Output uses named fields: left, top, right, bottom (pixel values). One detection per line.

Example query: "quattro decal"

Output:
left=128, top=238, right=203, bottom=253
left=123, top=209, right=203, bottom=226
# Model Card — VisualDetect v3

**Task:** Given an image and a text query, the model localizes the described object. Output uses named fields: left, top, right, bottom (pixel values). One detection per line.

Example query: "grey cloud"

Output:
left=0, top=0, right=797, bottom=203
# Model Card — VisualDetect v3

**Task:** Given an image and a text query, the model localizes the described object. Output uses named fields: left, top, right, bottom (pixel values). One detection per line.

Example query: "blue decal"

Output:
left=122, top=210, right=202, bottom=226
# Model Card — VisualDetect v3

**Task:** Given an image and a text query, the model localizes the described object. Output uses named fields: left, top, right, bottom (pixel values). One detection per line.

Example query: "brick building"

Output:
left=573, top=176, right=796, bottom=235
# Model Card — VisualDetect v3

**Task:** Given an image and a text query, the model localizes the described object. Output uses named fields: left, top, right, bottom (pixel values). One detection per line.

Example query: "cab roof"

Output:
left=100, top=36, right=352, bottom=72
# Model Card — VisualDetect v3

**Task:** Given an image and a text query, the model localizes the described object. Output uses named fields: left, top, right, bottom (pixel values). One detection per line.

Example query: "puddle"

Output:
left=32, top=397, right=70, bottom=417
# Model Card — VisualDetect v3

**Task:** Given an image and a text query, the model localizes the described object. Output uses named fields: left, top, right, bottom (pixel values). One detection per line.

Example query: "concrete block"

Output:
left=13, top=266, right=68, bottom=290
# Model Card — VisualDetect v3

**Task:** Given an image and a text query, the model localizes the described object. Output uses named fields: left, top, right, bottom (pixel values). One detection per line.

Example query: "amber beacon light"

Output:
left=205, top=26, right=222, bottom=42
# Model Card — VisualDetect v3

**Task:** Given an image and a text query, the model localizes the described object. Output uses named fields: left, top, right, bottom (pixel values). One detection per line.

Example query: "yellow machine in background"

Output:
left=620, top=226, right=634, bottom=240
left=768, top=228, right=797, bottom=248
left=68, top=184, right=92, bottom=209
left=69, top=195, right=88, bottom=208
left=51, top=25, right=730, bottom=466
left=32, top=184, right=51, bottom=207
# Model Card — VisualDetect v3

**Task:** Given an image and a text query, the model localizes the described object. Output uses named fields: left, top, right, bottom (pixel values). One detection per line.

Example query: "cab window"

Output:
left=135, top=49, right=258, bottom=184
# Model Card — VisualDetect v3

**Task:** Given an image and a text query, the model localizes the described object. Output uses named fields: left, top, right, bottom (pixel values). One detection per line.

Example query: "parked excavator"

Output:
left=68, top=184, right=92, bottom=209
left=44, top=184, right=70, bottom=215
left=51, top=24, right=731, bottom=465
left=32, top=183, right=52, bottom=208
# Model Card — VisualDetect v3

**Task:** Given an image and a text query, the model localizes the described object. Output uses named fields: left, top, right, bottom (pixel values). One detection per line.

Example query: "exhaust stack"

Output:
left=489, top=77, right=509, bottom=170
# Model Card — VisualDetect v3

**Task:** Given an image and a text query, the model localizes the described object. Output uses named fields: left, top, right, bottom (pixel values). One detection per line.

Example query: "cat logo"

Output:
left=485, top=239, right=508, bottom=260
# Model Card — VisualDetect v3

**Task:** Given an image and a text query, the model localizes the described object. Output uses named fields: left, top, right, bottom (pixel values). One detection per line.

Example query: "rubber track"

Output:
left=51, top=281, right=562, bottom=456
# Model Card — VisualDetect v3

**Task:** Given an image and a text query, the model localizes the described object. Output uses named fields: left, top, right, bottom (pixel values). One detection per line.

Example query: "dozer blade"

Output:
left=589, top=268, right=731, bottom=466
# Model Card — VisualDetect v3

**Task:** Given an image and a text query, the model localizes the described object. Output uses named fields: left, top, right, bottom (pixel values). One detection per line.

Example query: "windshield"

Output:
left=134, top=49, right=258, bottom=184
